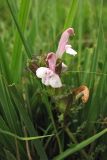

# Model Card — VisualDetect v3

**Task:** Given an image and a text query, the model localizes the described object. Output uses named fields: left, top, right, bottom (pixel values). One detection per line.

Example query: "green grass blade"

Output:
left=77, top=0, right=83, bottom=70
left=10, top=85, right=48, bottom=160
left=0, top=76, right=20, bottom=133
left=0, top=116, right=15, bottom=150
left=89, top=0, right=103, bottom=87
left=6, top=0, right=32, bottom=82
left=0, top=38, right=10, bottom=81
left=86, top=0, right=104, bottom=132
left=6, top=0, right=32, bottom=58
left=0, top=115, right=27, bottom=159
left=53, top=128, right=107, bottom=160
left=64, top=0, right=79, bottom=28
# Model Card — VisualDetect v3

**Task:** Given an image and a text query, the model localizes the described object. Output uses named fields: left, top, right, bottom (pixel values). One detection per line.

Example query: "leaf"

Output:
left=6, top=0, right=32, bottom=82
left=0, top=76, right=20, bottom=133
left=64, top=0, right=79, bottom=28
left=0, top=38, right=10, bottom=81
left=9, top=85, right=48, bottom=160
left=53, top=128, right=107, bottom=160
left=0, top=116, right=26, bottom=159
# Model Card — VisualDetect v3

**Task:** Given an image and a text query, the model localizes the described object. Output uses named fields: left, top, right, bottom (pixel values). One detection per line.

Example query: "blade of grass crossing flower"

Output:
left=64, top=0, right=79, bottom=29
left=6, top=0, right=32, bottom=82
left=53, top=128, right=107, bottom=160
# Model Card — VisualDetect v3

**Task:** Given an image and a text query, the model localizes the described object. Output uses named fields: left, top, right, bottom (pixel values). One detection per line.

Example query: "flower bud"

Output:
left=73, top=85, right=89, bottom=103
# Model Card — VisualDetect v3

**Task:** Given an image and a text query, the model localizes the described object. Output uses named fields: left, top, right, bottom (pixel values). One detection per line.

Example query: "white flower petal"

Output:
left=62, top=62, right=68, bottom=72
left=49, top=73, right=62, bottom=88
left=65, top=45, right=77, bottom=56
left=42, top=76, right=50, bottom=86
left=36, top=67, right=49, bottom=78
left=36, top=67, right=62, bottom=88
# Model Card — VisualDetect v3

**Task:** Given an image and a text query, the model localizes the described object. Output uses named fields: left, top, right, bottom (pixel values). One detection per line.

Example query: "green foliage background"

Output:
left=0, top=0, right=107, bottom=159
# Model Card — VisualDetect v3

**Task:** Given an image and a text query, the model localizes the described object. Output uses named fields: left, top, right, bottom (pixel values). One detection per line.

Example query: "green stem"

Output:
left=0, top=128, right=54, bottom=141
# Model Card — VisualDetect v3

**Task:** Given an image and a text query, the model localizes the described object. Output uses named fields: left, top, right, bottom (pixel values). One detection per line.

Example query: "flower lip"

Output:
left=65, top=45, right=77, bottom=56
left=36, top=67, right=62, bottom=88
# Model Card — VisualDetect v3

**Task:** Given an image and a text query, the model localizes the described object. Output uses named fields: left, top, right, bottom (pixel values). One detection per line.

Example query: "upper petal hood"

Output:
left=56, top=28, right=74, bottom=58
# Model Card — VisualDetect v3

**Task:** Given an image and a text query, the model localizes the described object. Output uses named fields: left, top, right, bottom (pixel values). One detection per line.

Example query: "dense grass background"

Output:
left=0, top=0, right=107, bottom=159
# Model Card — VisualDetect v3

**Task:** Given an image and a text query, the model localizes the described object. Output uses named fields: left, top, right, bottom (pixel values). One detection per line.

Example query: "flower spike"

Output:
left=36, top=28, right=77, bottom=88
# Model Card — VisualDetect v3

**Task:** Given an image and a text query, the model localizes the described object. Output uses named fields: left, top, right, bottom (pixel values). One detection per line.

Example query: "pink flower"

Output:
left=36, top=28, right=77, bottom=88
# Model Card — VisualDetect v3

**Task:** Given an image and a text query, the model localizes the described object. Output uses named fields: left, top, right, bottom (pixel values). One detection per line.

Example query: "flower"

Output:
left=36, top=28, right=77, bottom=88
